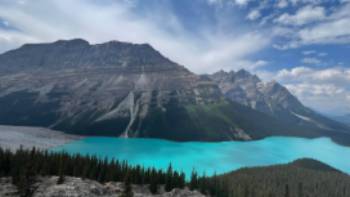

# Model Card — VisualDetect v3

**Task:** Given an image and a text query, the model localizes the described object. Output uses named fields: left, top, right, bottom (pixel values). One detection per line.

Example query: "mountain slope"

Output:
left=209, top=70, right=350, bottom=145
left=333, top=114, right=350, bottom=126
left=0, top=39, right=305, bottom=142
left=0, top=39, right=349, bottom=144
left=202, top=159, right=350, bottom=197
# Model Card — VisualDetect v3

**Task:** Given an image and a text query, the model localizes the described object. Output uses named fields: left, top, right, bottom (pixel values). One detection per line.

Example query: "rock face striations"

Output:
left=0, top=39, right=349, bottom=144
left=0, top=39, right=291, bottom=141
left=209, top=69, right=350, bottom=145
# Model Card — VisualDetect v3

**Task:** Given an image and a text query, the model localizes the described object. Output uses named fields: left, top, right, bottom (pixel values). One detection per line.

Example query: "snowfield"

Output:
left=0, top=125, right=82, bottom=151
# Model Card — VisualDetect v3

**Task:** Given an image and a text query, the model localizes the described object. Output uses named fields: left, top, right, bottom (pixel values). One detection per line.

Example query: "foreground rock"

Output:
left=0, top=177, right=205, bottom=197
left=0, top=125, right=81, bottom=152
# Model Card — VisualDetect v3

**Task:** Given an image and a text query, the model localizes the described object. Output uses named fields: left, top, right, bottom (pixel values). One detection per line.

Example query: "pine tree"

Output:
left=190, top=170, right=198, bottom=191
left=149, top=174, right=158, bottom=194
left=57, top=157, right=65, bottom=184
left=179, top=172, right=186, bottom=189
left=165, top=164, right=173, bottom=192
left=121, top=172, right=133, bottom=197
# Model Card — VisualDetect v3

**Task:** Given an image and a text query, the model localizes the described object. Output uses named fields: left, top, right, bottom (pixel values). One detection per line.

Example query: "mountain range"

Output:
left=333, top=114, right=350, bottom=127
left=208, top=70, right=350, bottom=144
left=0, top=39, right=349, bottom=145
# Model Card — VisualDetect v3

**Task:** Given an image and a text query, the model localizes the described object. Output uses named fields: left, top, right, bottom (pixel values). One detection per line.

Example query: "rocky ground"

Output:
left=0, top=177, right=205, bottom=197
left=0, top=125, right=81, bottom=151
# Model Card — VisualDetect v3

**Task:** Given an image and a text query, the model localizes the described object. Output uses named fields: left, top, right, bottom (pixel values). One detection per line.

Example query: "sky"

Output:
left=0, top=0, right=349, bottom=115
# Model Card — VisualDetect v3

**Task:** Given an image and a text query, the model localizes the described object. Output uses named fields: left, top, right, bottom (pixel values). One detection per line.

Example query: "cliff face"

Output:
left=0, top=39, right=276, bottom=141
left=0, top=177, right=205, bottom=197
left=209, top=69, right=350, bottom=145
left=1, top=39, right=349, bottom=144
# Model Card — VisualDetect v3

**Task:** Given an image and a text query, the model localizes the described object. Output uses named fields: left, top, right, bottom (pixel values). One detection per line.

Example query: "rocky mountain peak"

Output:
left=0, top=39, right=185, bottom=74
left=54, top=38, right=90, bottom=45
left=235, top=69, right=250, bottom=77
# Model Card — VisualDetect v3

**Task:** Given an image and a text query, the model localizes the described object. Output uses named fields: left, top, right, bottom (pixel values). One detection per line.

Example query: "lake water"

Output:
left=53, top=137, right=350, bottom=178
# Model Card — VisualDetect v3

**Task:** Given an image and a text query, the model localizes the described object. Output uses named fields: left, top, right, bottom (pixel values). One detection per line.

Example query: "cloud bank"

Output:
left=0, top=0, right=269, bottom=74
left=259, top=67, right=350, bottom=115
left=0, top=0, right=349, bottom=115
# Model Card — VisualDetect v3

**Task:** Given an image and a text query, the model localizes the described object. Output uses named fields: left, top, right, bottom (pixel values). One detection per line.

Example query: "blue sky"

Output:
left=0, top=0, right=349, bottom=115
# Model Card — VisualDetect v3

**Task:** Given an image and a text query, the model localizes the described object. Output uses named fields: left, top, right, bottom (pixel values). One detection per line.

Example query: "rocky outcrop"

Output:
left=209, top=69, right=350, bottom=145
left=0, top=177, right=205, bottom=197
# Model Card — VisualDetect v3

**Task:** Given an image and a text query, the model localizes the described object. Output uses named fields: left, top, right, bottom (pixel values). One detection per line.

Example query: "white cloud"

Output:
left=247, top=9, right=261, bottom=20
left=298, top=17, right=350, bottom=44
left=275, top=2, right=350, bottom=48
left=302, top=50, right=316, bottom=55
left=0, top=0, right=269, bottom=74
left=235, top=0, right=251, bottom=6
left=268, top=66, right=350, bottom=115
left=275, top=5, right=326, bottom=26
left=207, top=0, right=251, bottom=6
left=276, top=0, right=289, bottom=8
left=302, top=57, right=321, bottom=64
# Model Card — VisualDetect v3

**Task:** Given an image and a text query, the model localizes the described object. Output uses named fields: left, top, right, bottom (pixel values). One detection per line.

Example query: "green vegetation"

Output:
left=1, top=147, right=350, bottom=197
left=193, top=159, right=350, bottom=197
left=0, top=147, right=185, bottom=197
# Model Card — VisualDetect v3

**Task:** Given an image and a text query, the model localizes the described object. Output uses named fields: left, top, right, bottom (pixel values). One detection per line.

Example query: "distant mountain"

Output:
left=333, top=114, right=350, bottom=126
left=202, top=158, right=350, bottom=197
left=209, top=69, right=350, bottom=145
left=0, top=39, right=303, bottom=142
left=0, top=39, right=349, bottom=144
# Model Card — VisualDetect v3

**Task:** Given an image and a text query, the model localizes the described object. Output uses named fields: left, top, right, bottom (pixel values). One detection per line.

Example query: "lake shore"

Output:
left=0, top=125, right=82, bottom=152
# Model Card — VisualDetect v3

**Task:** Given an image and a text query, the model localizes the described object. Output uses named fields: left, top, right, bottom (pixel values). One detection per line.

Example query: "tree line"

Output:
left=0, top=147, right=186, bottom=197
left=191, top=159, right=350, bottom=197
left=2, top=147, right=349, bottom=197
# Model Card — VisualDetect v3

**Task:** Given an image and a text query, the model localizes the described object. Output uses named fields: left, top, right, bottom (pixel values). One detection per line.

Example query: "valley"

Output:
left=0, top=39, right=349, bottom=145
left=0, top=39, right=349, bottom=197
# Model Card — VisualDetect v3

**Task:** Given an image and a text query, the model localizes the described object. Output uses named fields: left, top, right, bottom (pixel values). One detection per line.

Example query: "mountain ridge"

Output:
left=208, top=69, right=350, bottom=141
left=0, top=39, right=350, bottom=145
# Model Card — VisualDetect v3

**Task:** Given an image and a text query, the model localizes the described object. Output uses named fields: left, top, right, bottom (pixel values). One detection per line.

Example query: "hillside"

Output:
left=334, top=114, right=350, bottom=126
left=209, top=70, right=350, bottom=145
left=1, top=149, right=348, bottom=197
left=0, top=39, right=349, bottom=144
left=199, top=158, right=350, bottom=197
left=0, top=39, right=315, bottom=142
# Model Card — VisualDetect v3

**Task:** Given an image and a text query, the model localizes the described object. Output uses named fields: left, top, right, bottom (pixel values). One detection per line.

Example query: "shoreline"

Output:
left=0, top=125, right=82, bottom=152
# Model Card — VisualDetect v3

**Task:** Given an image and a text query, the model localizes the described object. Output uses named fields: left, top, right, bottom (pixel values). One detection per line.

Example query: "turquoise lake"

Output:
left=53, top=137, right=350, bottom=178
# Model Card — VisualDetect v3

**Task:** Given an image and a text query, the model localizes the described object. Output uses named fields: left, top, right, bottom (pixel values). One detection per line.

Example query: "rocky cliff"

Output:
left=0, top=39, right=349, bottom=144
left=0, top=39, right=297, bottom=142
left=209, top=69, right=350, bottom=145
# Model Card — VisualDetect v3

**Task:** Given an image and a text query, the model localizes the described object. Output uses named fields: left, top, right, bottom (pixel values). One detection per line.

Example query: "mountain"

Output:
left=0, top=39, right=349, bottom=144
left=202, top=158, right=350, bottom=197
left=209, top=70, right=350, bottom=145
left=0, top=39, right=306, bottom=142
left=333, top=114, right=350, bottom=126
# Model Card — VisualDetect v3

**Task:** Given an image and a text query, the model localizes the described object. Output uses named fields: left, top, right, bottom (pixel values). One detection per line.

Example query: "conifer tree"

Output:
left=165, top=164, right=173, bottom=192
left=149, top=171, right=158, bottom=194
left=190, top=170, right=198, bottom=191
left=121, top=171, right=133, bottom=197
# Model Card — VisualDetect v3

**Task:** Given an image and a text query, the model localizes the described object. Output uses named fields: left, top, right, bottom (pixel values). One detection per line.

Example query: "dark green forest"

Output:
left=0, top=147, right=185, bottom=197
left=194, top=159, right=350, bottom=197
left=1, top=147, right=350, bottom=197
